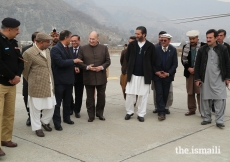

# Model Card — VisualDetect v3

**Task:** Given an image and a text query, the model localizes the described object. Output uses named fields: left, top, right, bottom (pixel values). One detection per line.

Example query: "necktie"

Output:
left=74, top=48, right=78, bottom=57
left=65, top=46, right=70, bottom=57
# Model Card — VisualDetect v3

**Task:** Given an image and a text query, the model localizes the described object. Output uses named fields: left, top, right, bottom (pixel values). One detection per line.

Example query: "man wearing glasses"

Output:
left=153, top=34, right=178, bottom=121
left=125, top=26, right=155, bottom=122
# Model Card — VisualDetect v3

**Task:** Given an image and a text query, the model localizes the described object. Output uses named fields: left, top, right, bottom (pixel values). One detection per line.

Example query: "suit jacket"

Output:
left=223, top=42, right=230, bottom=57
left=22, top=44, right=33, bottom=96
left=153, top=44, right=178, bottom=82
left=70, top=46, right=83, bottom=83
left=78, top=44, right=111, bottom=85
left=51, top=42, right=75, bottom=85
left=23, top=45, right=54, bottom=98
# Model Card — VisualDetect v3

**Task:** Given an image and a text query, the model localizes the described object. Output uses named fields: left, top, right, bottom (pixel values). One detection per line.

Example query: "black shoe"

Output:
left=42, top=124, right=52, bottom=132
left=26, top=117, right=31, bottom=126
left=63, top=120, right=74, bottom=125
left=75, top=113, right=81, bottom=118
left=88, top=118, right=95, bottom=122
left=96, top=114, right=105, bottom=121
left=153, top=109, right=158, bottom=113
left=216, top=123, right=225, bottom=128
left=55, top=125, right=63, bottom=131
left=137, top=116, right=144, bottom=122
left=125, top=113, right=134, bottom=120
left=70, top=110, right=73, bottom=115
left=165, top=109, right=170, bottom=114
left=201, top=121, right=211, bottom=125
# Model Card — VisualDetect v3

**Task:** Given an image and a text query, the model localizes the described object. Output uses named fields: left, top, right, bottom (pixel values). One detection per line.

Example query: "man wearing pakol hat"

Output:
left=0, top=17, right=23, bottom=156
left=152, top=31, right=173, bottom=115
left=23, top=33, right=56, bottom=137
left=125, top=26, right=155, bottom=122
left=181, top=30, right=205, bottom=116
left=153, top=33, right=178, bottom=121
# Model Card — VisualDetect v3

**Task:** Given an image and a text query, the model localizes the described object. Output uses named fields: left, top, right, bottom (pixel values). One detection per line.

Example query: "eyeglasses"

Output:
left=161, top=40, right=168, bottom=42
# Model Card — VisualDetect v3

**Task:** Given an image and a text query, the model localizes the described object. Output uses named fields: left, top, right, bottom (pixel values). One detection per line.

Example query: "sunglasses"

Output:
left=161, top=40, right=168, bottom=42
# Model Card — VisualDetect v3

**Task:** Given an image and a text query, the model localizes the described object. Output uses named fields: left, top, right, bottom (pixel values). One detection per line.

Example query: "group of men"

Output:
left=0, top=16, right=230, bottom=157
left=0, top=17, right=110, bottom=156
left=120, top=27, right=230, bottom=128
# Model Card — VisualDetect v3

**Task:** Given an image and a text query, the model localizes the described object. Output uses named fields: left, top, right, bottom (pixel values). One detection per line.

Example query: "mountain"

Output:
left=0, top=0, right=123, bottom=43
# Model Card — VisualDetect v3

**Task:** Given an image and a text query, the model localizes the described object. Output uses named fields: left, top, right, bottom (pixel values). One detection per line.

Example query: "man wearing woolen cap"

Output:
left=23, top=33, right=56, bottom=137
left=181, top=30, right=205, bottom=116
left=0, top=17, right=23, bottom=156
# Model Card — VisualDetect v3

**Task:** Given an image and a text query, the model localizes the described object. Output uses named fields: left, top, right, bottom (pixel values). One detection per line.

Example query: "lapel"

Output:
left=166, top=45, right=172, bottom=62
left=34, top=46, right=47, bottom=60
left=58, top=42, right=71, bottom=59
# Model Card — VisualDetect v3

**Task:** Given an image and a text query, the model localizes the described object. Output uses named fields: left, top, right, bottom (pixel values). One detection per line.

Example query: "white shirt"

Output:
left=162, top=46, right=169, bottom=52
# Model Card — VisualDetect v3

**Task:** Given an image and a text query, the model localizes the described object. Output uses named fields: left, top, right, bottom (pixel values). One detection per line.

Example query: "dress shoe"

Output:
left=153, top=109, right=158, bottom=113
left=35, top=129, right=45, bottom=137
left=1, top=141, right=17, bottom=147
left=26, top=117, right=31, bottom=126
left=137, top=116, right=144, bottom=122
left=216, top=123, right=225, bottom=128
left=64, top=120, right=74, bottom=124
left=75, top=113, right=81, bottom=118
left=185, top=111, right=195, bottom=116
left=201, top=121, right=211, bottom=125
left=165, top=109, right=170, bottom=114
left=42, top=124, right=52, bottom=132
left=96, top=114, right=105, bottom=121
left=0, top=148, right=5, bottom=156
left=55, top=125, right=63, bottom=131
left=70, top=110, right=73, bottom=115
left=88, top=118, right=95, bottom=122
left=158, top=114, right=166, bottom=121
left=125, top=113, right=134, bottom=120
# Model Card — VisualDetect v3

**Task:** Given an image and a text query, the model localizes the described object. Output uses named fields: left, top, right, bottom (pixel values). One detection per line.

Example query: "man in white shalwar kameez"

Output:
left=195, top=29, right=230, bottom=128
left=23, top=33, right=56, bottom=137
left=125, top=26, right=155, bottom=122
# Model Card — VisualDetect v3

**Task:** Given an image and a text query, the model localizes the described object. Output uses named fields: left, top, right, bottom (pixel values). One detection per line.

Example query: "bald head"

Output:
left=89, top=31, right=99, bottom=46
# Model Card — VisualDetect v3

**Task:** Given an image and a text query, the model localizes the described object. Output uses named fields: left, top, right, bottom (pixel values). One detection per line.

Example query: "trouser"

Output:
left=53, top=84, right=73, bottom=127
left=72, top=82, right=84, bottom=114
left=154, top=80, right=171, bottom=115
left=29, top=99, right=54, bottom=131
left=125, top=93, right=149, bottom=117
left=0, top=84, right=16, bottom=148
left=188, top=94, right=200, bottom=112
left=200, top=99, right=226, bottom=124
left=120, top=74, right=127, bottom=100
left=152, top=82, right=173, bottom=109
left=85, top=84, right=106, bottom=119
left=186, top=74, right=200, bottom=112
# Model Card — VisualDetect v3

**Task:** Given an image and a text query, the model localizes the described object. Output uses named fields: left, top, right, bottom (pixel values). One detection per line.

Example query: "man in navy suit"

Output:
left=69, top=35, right=84, bottom=118
left=153, top=34, right=178, bottom=121
left=50, top=30, right=82, bottom=131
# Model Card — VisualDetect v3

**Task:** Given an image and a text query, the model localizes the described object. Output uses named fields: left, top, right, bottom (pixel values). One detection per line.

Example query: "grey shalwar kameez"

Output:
left=200, top=47, right=227, bottom=124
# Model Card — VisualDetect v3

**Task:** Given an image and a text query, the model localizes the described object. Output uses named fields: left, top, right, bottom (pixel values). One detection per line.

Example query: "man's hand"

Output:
left=195, top=80, right=202, bottom=87
left=155, top=71, right=163, bottom=78
left=161, top=72, right=169, bottom=78
left=188, top=68, right=194, bottom=74
left=88, top=64, right=95, bottom=71
left=74, top=58, right=83, bottom=63
left=93, top=66, right=103, bottom=72
left=9, top=76, right=21, bottom=85
left=75, top=67, right=80, bottom=73
left=225, top=80, right=230, bottom=86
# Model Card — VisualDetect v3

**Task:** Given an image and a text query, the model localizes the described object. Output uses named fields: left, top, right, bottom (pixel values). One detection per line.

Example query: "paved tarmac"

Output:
left=0, top=55, right=230, bottom=162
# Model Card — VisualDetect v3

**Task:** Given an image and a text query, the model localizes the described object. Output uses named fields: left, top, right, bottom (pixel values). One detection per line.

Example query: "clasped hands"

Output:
left=155, top=71, right=169, bottom=78
left=88, top=64, right=103, bottom=72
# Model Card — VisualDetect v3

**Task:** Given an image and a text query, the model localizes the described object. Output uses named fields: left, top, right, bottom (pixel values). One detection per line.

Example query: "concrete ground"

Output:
left=0, top=55, right=230, bottom=162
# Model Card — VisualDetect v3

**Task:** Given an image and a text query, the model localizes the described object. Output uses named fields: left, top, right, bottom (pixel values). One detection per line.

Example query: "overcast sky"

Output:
left=95, top=0, right=230, bottom=18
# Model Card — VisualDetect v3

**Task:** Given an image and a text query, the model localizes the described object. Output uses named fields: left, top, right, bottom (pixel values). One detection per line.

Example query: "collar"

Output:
left=138, top=41, right=146, bottom=48
left=217, top=41, right=225, bottom=45
left=73, top=46, right=79, bottom=50
left=35, top=43, right=45, bottom=52
left=162, top=46, right=169, bottom=51
left=61, top=43, right=67, bottom=48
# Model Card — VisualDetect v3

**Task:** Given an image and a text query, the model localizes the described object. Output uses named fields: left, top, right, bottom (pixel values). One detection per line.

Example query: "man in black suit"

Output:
left=70, top=35, right=84, bottom=118
left=153, top=34, right=178, bottom=121
left=22, top=32, right=39, bottom=126
left=50, top=30, right=82, bottom=131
